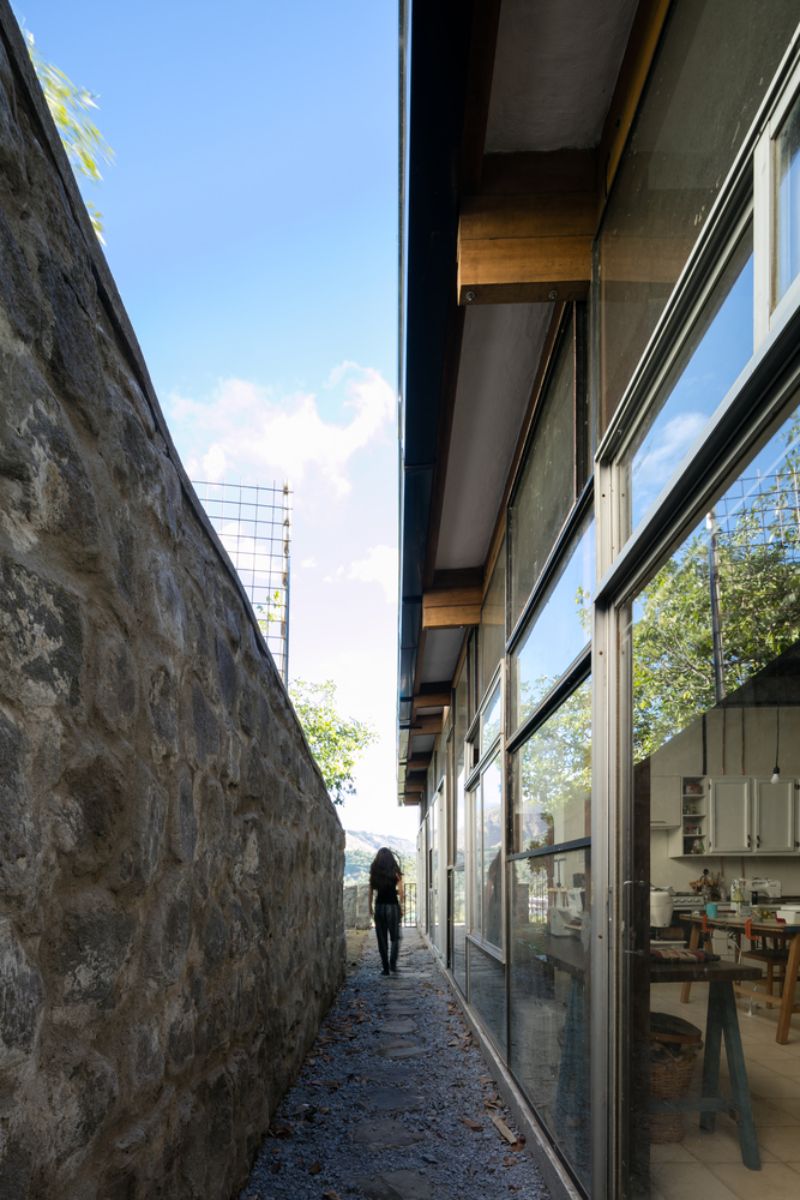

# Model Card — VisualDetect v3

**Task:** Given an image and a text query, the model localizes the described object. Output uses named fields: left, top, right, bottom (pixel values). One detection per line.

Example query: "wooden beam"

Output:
left=599, top=0, right=672, bottom=202
left=412, top=689, right=451, bottom=715
left=401, top=793, right=422, bottom=806
left=409, top=714, right=443, bottom=736
left=457, top=190, right=595, bottom=305
left=406, top=755, right=432, bottom=773
left=422, top=586, right=482, bottom=629
left=403, top=778, right=425, bottom=792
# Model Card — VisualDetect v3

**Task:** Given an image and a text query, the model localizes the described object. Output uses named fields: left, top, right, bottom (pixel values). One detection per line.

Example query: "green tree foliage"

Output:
left=25, top=32, right=113, bottom=240
left=632, top=416, right=800, bottom=761
left=516, top=679, right=591, bottom=853
left=290, top=679, right=376, bottom=805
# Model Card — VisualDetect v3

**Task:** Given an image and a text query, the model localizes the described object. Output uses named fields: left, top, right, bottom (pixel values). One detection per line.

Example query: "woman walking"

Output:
left=369, top=847, right=404, bottom=976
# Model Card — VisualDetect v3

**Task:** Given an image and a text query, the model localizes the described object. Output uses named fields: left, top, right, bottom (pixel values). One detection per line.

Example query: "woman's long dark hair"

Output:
left=370, top=846, right=401, bottom=889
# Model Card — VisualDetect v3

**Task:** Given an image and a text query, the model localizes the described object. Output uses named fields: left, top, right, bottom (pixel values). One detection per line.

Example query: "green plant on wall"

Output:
left=25, top=31, right=113, bottom=240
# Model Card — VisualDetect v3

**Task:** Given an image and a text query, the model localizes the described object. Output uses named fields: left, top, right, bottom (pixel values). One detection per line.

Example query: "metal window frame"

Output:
left=592, top=39, right=800, bottom=1200
left=756, top=54, right=800, bottom=337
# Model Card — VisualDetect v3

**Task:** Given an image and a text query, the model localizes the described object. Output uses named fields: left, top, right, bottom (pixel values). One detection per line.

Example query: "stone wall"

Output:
left=0, top=6, right=345, bottom=1197
left=343, top=885, right=372, bottom=929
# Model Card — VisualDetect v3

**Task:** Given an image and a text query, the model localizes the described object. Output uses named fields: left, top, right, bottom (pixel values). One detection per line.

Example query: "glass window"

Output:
left=468, top=787, right=481, bottom=935
left=621, top=228, right=753, bottom=532
left=509, top=320, right=576, bottom=625
left=481, top=755, right=503, bottom=949
left=481, top=681, right=502, bottom=756
left=625, top=394, right=800, bottom=1196
left=469, top=940, right=506, bottom=1052
left=454, top=668, right=467, bottom=866
left=466, top=752, right=504, bottom=950
left=599, top=0, right=798, bottom=423
left=479, top=542, right=505, bottom=701
left=775, top=87, right=800, bottom=306
left=512, top=519, right=594, bottom=729
left=631, top=399, right=800, bottom=761
left=452, top=868, right=466, bottom=992
left=512, top=679, right=591, bottom=854
left=509, top=847, right=591, bottom=1190
left=428, top=802, right=438, bottom=945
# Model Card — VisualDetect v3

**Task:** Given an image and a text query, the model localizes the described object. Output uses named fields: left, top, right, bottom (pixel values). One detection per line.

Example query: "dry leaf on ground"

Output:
left=461, top=1117, right=483, bottom=1131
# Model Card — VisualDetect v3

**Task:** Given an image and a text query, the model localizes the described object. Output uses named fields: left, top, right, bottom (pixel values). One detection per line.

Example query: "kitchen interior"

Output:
left=644, top=672, right=800, bottom=1198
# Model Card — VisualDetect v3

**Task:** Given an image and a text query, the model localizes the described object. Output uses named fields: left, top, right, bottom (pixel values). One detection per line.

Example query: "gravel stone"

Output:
left=239, top=929, right=550, bottom=1200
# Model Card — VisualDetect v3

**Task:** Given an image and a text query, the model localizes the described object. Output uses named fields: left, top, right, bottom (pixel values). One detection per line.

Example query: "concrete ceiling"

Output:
left=486, top=0, right=638, bottom=153
left=419, top=628, right=466, bottom=684
left=435, top=302, right=552, bottom=572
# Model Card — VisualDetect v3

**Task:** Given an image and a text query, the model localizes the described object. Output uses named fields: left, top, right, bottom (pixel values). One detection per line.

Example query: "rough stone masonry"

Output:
left=0, top=4, right=346, bottom=1196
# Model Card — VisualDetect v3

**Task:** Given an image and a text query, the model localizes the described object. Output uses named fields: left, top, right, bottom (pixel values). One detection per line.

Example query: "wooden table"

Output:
left=651, top=960, right=763, bottom=1169
left=682, top=915, right=800, bottom=1043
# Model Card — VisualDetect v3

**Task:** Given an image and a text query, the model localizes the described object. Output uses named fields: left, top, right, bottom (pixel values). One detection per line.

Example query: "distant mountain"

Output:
left=344, top=830, right=417, bottom=884
left=345, top=829, right=416, bottom=857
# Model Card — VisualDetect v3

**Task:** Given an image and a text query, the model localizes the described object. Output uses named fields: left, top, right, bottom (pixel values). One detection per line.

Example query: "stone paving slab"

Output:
left=239, top=929, right=550, bottom=1200
left=351, top=1117, right=424, bottom=1148
left=378, top=1019, right=416, bottom=1035
left=367, top=1086, right=425, bottom=1113
left=355, top=1168, right=440, bottom=1199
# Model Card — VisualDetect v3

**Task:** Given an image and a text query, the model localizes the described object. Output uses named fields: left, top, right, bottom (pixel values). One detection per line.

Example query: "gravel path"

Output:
left=239, top=929, right=551, bottom=1200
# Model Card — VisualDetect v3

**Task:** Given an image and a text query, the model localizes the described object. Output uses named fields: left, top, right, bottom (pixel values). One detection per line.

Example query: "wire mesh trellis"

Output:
left=192, top=480, right=291, bottom=682
left=710, top=465, right=800, bottom=559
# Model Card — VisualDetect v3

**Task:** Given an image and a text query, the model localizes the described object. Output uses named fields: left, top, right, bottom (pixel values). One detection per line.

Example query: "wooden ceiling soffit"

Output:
left=409, top=713, right=444, bottom=737
left=457, top=155, right=597, bottom=305
left=412, top=684, right=452, bottom=715
left=421, top=586, right=482, bottom=629
left=406, top=754, right=433, bottom=772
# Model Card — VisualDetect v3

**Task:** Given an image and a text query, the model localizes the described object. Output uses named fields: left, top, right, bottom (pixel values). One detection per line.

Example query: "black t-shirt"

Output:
left=374, top=875, right=400, bottom=905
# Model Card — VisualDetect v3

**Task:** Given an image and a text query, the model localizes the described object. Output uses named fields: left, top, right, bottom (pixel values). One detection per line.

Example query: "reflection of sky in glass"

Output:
left=514, top=521, right=594, bottom=726
left=627, top=243, right=753, bottom=530
left=777, top=95, right=800, bottom=303
left=482, top=683, right=501, bottom=753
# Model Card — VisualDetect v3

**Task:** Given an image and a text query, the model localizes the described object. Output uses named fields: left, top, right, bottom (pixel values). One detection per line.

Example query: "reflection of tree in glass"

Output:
left=633, top=415, right=800, bottom=761
left=519, top=682, right=591, bottom=853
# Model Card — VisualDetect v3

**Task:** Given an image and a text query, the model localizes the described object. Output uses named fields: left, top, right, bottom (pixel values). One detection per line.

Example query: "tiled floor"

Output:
left=647, top=982, right=800, bottom=1199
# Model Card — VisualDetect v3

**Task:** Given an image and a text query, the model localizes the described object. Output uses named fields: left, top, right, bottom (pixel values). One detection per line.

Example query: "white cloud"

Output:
left=633, top=411, right=706, bottom=491
left=166, top=362, right=396, bottom=497
left=347, top=544, right=398, bottom=603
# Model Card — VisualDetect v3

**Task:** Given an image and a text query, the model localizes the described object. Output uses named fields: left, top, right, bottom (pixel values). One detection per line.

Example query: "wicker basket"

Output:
left=649, top=1013, right=703, bottom=1143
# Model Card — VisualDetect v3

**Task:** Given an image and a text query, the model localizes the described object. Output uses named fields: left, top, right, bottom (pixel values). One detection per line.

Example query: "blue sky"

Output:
left=17, top=0, right=417, bottom=841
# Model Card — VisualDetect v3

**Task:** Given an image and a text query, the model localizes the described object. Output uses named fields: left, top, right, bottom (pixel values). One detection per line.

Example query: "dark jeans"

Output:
left=374, top=902, right=401, bottom=971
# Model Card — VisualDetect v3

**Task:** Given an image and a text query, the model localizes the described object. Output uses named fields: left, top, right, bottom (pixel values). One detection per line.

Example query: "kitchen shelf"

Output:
left=671, top=776, right=708, bottom=856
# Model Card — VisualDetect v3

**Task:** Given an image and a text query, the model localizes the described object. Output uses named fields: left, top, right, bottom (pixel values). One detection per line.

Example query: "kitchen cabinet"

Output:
left=708, top=778, right=751, bottom=853
left=753, top=779, right=795, bottom=853
left=664, top=776, right=799, bottom=857
left=702, top=777, right=797, bottom=856
left=650, top=775, right=681, bottom=828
